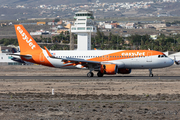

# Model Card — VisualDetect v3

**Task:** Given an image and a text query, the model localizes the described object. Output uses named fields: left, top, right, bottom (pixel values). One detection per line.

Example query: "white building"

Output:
left=105, top=24, right=113, bottom=29
left=163, top=0, right=177, bottom=2
left=71, top=11, right=97, bottom=50
left=0, top=53, right=21, bottom=65
left=0, top=46, right=23, bottom=65
left=166, top=52, right=180, bottom=61
left=126, top=23, right=135, bottom=29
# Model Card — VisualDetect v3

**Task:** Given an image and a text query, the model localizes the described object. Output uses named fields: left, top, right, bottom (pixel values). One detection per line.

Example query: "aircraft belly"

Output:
left=125, top=57, right=159, bottom=69
left=130, top=58, right=145, bottom=69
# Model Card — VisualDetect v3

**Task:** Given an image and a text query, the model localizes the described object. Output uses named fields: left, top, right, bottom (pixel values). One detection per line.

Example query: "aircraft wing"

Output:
left=44, top=46, right=101, bottom=67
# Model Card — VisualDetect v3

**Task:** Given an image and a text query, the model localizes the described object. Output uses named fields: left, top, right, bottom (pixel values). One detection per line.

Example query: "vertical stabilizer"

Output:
left=14, top=25, right=54, bottom=67
left=14, top=25, right=41, bottom=53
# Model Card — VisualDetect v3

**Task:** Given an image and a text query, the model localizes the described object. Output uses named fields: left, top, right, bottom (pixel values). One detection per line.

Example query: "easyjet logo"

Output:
left=17, top=26, right=36, bottom=50
left=121, top=52, right=145, bottom=56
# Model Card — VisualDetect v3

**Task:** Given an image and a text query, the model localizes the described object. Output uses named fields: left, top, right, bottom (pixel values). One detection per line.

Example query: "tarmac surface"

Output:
left=1, top=65, right=180, bottom=119
left=0, top=75, right=180, bottom=80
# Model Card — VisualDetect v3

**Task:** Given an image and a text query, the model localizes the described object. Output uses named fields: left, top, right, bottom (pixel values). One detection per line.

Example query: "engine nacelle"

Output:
left=100, top=64, right=118, bottom=75
left=118, top=68, right=131, bottom=74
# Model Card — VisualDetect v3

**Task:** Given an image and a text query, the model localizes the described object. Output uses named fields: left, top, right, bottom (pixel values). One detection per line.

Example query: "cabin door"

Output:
left=146, top=52, right=152, bottom=62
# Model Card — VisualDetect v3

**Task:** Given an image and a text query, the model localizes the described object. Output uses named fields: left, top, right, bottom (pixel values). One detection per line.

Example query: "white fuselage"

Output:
left=42, top=50, right=174, bottom=69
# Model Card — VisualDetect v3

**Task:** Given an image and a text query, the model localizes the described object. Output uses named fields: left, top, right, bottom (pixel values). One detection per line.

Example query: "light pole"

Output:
left=117, top=35, right=118, bottom=50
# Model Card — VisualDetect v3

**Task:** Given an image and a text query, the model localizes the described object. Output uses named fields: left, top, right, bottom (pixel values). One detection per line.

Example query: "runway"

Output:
left=0, top=75, right=180, bottom=80
left=1, top=99, right=180, bottom=103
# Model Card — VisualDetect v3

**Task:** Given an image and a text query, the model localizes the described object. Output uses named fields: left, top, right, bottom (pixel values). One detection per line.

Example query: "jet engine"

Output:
left=118, top=68, right=131, bottom=74
left=100, top=64, right=118, bottom=75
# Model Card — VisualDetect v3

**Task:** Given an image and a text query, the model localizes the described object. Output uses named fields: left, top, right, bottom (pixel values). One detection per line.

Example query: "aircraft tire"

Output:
left=87, top=72, right=94, bottom=77
left=97, top=71, right=103, bottom=77
left=149, top=74, right=153, bottom=77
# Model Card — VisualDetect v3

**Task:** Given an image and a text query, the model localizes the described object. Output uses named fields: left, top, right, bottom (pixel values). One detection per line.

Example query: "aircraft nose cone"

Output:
left=169, top=58, right=174, bottom=66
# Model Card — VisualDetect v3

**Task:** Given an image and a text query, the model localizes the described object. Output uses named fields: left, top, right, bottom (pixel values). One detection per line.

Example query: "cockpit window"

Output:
left=158, top=55, right=167, bottom=58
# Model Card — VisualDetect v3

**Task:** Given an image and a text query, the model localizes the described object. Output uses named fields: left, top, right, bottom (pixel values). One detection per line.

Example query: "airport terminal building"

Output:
left=0, top=46, right=22, bottom=65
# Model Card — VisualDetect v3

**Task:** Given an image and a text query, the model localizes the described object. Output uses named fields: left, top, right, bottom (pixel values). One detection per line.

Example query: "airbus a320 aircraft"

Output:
left=10, top=25, right=174, bottom=77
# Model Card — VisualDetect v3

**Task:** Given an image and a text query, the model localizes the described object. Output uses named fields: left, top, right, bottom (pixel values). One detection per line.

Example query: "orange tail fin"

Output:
left=14, top=25, right=41, bottom=53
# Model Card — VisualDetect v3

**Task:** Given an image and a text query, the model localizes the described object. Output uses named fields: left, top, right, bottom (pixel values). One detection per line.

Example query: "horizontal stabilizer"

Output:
left=7, top=53, right=32, bottom=60
left=7, top=53, right=32, bottom=57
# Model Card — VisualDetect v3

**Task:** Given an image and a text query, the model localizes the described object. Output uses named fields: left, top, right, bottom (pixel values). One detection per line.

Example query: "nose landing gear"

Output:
left=149, top=68, right=153, bottom=77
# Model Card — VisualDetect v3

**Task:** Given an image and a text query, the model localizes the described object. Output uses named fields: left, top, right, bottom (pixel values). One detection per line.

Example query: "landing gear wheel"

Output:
left=149, top=74, right=153, bottom=77
left=87, top=72, right=94, bottom=77
left=97, top=71, right=103, bottom=77
left=149, top=68, right=153, bottom=77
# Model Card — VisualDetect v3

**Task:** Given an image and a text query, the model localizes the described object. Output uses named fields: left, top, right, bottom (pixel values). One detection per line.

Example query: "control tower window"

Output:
left=77, top=27, right=85, bottom=30
left=78, top=19, right=86, bottom=21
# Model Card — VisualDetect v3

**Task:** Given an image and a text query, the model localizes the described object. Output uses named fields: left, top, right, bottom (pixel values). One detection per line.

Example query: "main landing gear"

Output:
left=87, top=72, right=94, bottom=77
left=87, top=71, right=104, bottom=77
left=87, top=68, right=94, bottom=77
left=97, top=71, right=103, bottom=77
left=149, top=68, right=153, bottom=77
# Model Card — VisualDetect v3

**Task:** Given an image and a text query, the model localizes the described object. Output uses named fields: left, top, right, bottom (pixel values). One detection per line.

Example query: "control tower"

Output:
left=71, top=11, right=97, bottom=50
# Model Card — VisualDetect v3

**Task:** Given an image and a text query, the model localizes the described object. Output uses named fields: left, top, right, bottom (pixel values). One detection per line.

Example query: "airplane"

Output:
left=9, top=24, right=175, bottom=77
